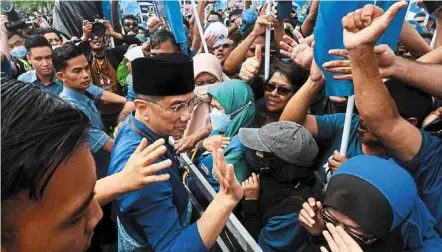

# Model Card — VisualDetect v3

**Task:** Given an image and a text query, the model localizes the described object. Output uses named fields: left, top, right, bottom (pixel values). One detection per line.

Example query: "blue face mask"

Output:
left=210, top=109, right=232, bottom=132
left=10, top=46, right=27, bottom=59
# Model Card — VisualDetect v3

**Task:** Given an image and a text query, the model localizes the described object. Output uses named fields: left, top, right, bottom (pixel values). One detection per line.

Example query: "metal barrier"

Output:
left=175, top=142, right=263, bottom=252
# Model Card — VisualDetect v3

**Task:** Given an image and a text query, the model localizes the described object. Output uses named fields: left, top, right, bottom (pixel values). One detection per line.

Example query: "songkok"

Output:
left=132, top=54, right=194, bottom=96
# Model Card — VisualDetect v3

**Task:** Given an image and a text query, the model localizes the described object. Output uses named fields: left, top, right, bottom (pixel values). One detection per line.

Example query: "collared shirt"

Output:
left=108, top=115, right=206, bottom=251
left=59, top=86, right=109, bottom=153
left=18, top=70, right=104, bottom=98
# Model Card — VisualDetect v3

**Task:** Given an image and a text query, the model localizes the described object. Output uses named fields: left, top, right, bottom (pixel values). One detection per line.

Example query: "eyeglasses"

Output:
left=319, top=208, right=377, bottom=246
left=264, top=83, right=294, bottom=96
left=145, top=96, right=200, bottom=114
left=213, top=43, right=234, bottom=50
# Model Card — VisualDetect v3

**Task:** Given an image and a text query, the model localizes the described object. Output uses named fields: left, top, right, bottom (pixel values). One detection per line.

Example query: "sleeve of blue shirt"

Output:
left=113, top=140, right=206, bottom=252
left=86, top=84, right=104, bottom=104
left=314, top=113, right=346, bottom=140
left=2, top=59, right=12, bottom=78
left=258, top=213, right=309, bottom=252
left=126, top=84, right=135, bottom=102
left=88, top=124, right=110, bottom=153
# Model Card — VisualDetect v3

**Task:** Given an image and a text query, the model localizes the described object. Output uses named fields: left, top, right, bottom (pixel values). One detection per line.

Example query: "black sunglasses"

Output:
left=264, top=82, right=294, bottom=96
left=320, top=208, right=377, bottom=246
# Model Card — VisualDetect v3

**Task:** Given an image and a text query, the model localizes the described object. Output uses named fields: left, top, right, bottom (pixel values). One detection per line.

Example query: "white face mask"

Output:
left=209, top=108, right=232, bottom=132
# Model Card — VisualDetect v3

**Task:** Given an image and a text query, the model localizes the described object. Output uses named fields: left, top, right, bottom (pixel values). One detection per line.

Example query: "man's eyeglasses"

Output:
left=319, top=208, right=377, bottom=246
left=264, top=82, right=294, bottom=96
left=213, top=43, right=234, bottom=50
left=145, top=97, right=200, bottom=114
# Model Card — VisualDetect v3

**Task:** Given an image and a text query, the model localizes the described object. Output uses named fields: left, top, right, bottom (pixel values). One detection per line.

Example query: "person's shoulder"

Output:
left=17, top=70, right=36, bottom=82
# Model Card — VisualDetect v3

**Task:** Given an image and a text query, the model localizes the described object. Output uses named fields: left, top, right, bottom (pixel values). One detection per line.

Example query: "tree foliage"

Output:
left=12, top=0, right=54, bottom=14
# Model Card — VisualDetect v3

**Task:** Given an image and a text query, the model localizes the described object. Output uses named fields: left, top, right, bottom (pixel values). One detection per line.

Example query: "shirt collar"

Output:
left=30, top=69, right=58, bottom=85
left=61, top=86, right=89, bottom=104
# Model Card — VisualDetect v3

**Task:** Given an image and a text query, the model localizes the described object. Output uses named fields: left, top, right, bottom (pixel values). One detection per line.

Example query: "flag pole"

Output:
left=191, top=0, right=209, bottom=53
left=264, top=0, right=271, bottom=79
left=339, top=95, right=355, bottom=156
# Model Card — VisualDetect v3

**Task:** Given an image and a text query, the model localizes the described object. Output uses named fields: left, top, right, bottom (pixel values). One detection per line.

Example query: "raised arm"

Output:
left=399, top=21, right=432, bottom=57
left=111, top=0, right=122, bottom=33
left=344, top=1, right=422, bottom=162
left=280, top=60, right=323, bottom=137
left=300, top=0, right=319, bottom=37
left=223, top=16, right=271, bottom=73
left=191, top=0, right=207, bottom=52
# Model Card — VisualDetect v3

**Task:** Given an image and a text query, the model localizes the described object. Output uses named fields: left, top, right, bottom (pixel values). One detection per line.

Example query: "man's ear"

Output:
left=405, top=117, right=419, bottom=127
left=26, top=55, right=30, bottom=62
left=55, top=71, right=65, bottom=83
left=133, top=100, right=150, bottom=120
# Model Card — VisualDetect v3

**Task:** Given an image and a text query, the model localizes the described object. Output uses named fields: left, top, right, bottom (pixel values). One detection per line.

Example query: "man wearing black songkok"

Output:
left=107, top=53, right=244, bottom=251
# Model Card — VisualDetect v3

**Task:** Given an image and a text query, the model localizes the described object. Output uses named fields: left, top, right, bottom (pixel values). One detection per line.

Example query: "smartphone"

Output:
left=423, top=115, right=442, bottom=137
left=423, top=0, right=442, bottom=14
left=277, top=0, right=292, bottom=20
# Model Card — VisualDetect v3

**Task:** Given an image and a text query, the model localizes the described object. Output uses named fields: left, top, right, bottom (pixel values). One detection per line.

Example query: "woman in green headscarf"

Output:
left=195, top=79, right=255, bottom=192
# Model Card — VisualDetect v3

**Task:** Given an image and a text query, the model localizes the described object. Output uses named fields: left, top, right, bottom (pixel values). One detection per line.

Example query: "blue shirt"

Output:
left=18, top=70, right=104, bottom=97
left=313, top=113, right=362, bottom=189
left=126, top=84, right=135, bottom=102
left=108, top=115, right=206, bottom=251
left=396, top=131, right=442, bottom=236
left=59, top=86, right=109, bottom=153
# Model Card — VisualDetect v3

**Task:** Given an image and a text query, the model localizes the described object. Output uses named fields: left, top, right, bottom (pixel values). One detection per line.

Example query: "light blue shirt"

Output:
left=18, top=70, right=104, bottom=98
left=59, top=86, right=109, bottom=153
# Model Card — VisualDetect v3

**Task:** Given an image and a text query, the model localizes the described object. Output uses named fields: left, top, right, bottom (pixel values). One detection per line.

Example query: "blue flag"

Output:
left=314, top=1, right=406, bottom=96
left=163, top=0, right=188, bottom=55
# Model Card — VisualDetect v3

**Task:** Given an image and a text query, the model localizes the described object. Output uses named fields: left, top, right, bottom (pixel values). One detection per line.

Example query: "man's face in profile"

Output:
left=1, top=144, right=102, bottom=251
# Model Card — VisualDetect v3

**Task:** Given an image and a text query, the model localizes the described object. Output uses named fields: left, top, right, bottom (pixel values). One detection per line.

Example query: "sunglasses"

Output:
left=320, top=208, right=378, bottom=246
left=213, top=43, right=233, bottom=50
left=264, top=83, right=294, bottom=96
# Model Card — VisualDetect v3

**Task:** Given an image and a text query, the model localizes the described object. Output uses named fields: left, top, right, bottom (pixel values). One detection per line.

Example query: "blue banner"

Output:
left=314, top=1, right=406, bottom=96
left=163, top=0, right=188, bottom=54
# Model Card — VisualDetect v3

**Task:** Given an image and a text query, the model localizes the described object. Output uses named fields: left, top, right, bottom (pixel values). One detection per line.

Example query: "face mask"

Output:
left=126, top=74, right=133, bottom=85
left=209, top=109, right=232, bottom=131
left=52, top=45, right=61, bottom=50
left=10, top=46, right=27, bottom=59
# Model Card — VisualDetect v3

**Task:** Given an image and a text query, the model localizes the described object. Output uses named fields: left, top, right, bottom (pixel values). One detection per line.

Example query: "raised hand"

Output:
left=310, top=58, right=325, bottom=84
left=242, top=173, right=260, bottom=200
left=323, top=49, right=352, bottom=81
left=320, top=223, right=364, bottom=252
left=342, top=1, right=408, bottom=51
left=205, top=33, right=218, bottom=49
left=0, top=15, right=8, bottom=35
left=82, top=20, right=92, bottom=40
left=174, top=133, right=200, bottom=154
left=213, top=143, right=244, bottom=205
left=103, top=20, right=114, bottom=36
left=239, top=44, right=262, bottom=82
left=203, top=135, right=231, bottom=152
left=120, top=138, right=171, bottom=192
left=328, top=150, right=348, bottom=174
left=279, top=31, right=313, bottom=69
left=251, top=16, right=272, bottom=37
left=299, top=197, right=325, bottom=235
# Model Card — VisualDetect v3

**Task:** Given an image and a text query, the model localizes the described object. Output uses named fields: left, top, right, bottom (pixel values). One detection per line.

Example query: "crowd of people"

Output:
left=1, top=0, right=442, bottom=252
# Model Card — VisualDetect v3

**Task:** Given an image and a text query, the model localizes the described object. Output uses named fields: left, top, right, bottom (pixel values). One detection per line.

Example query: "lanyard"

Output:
left=128, top=118, right=179, bottom=165
left=93, top=55, right=111, bottom=90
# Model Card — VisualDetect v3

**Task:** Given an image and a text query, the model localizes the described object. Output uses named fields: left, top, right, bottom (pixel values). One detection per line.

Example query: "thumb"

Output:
left=255, top=44, right=262, bottom=63
left=379, top=1, right=407, bottom=25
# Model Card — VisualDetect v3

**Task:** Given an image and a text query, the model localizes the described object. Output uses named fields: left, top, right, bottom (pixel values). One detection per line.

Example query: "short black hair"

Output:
left=208, top=11, right=223, bottom=22
left=37, top=27, right=63, bottom=41
left=52, top=43, right=83, bottom=72
left=229, top=9, right=243, bottom=20
left=150, top=29, right=178, bottom=50
left=228, top=31, right=242, bottom=46
left=1, top=78, right=90, bottom=246
left=1, top=78, right=90, bottom=202
left=122, top=15, right=138, bottom=24
left=24, top=35, right=52, bottom=55
left=7, top=30, right=25, bottom=40
left=267, top=60, right=308, bottom=90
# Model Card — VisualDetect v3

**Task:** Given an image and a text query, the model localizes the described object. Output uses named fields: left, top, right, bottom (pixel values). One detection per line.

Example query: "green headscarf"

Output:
left=208, top=80, right=255, bottom=138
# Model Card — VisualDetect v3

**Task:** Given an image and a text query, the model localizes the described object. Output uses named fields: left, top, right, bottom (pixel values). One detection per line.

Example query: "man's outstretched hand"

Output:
left=342, top=1, right=408, bottom=52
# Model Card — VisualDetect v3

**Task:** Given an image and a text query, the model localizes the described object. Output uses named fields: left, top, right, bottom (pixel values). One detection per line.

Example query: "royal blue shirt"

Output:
left=18, top=70, right=104, bottom=97
left=313, top=113, right=362, bottom=189
left=396, top=131, right=442, bottom=236
left=108, top=115, right=206, bottom=251
left=59, top=86, right=109, bottom=153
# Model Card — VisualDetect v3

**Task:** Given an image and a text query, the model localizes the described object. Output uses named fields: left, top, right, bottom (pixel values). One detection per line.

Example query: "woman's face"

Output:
left=264, top=71, right=295, bottom=112
left=210, top=98, right=226, bottom=114
left=195, top=72, right=219, bottom=86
